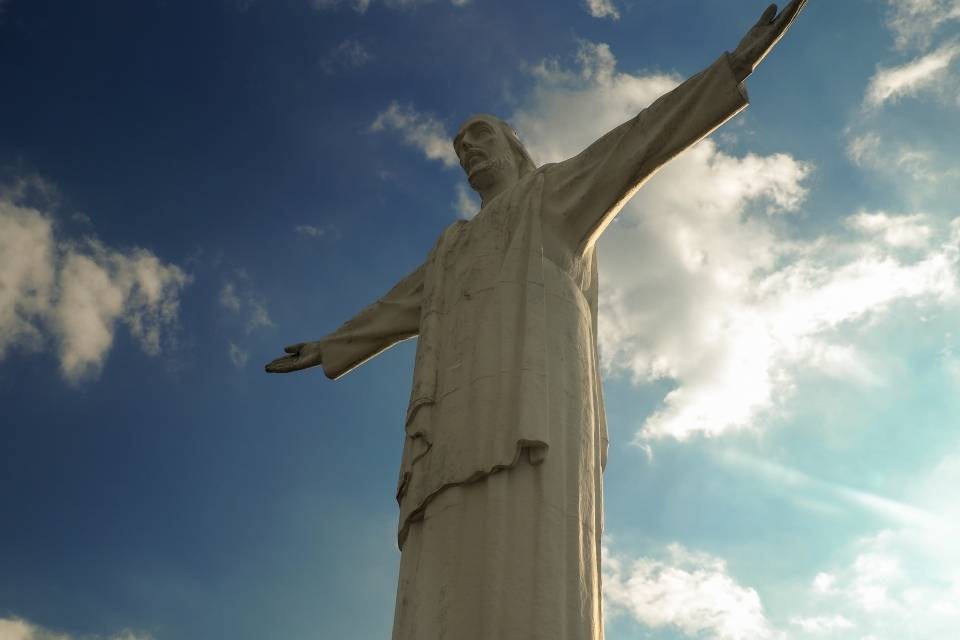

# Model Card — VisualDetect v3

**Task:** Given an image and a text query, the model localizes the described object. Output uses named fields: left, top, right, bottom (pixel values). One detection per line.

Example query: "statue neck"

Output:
left=473, top=170, right=519, bottom=208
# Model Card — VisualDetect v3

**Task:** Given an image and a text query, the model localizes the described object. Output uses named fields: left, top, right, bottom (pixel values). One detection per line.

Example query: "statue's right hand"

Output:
left=265, top=341, right=324, bottom=374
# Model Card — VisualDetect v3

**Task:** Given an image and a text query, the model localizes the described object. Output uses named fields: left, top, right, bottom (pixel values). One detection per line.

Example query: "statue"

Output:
left=266, top=3, right=806, bottom=638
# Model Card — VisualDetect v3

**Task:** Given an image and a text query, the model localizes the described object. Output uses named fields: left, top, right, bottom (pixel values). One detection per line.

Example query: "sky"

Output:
left=1, top=0, right=959, bottom=639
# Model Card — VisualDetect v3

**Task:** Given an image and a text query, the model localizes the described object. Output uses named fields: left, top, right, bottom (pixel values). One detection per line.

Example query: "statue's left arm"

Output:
left=544, top=0, right=806, bottom=251
left=265, top=262, right=425, bottom=378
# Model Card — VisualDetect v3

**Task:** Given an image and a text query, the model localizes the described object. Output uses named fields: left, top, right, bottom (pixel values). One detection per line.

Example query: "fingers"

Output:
left=266, top=355, right=299, bottom=373
left=284, top=343, right=304, bottom=354
left=777, top=0, right=807, bottom=25
left=759, top=3, right=778, bottom=24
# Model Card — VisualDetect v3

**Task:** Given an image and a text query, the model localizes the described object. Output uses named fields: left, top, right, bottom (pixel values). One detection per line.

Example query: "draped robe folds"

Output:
left=318, top=54, right=748, bottom=640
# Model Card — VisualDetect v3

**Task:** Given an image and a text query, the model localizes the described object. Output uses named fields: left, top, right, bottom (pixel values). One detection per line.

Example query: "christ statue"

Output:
left=266, top=3, right=806, bottom=638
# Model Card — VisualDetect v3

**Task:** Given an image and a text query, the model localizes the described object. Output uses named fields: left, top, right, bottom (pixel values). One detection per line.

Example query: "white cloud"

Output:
left=604, top=544, right=783, bottom=639
left=294, top=223, right=332, bottom=238
left=0, top=198, right=56, bottom=359
left=514, top=41, right=678, bottom=165
left=453, top=183, right=479, bottom=219
left=584, top=0, right=619, bottom=20
left=812, top=572, right=838, bottom=595
left=219, top=277, right=272, bottom=367
left=785, top=444, right=960, bottom=638
left=55, top=243, right=189, bottom=382
left=0, top=617, right=152, bottom=640
left=70, top=211, right=92, bottom=225
left=54, top=251, right=127, bottom=381
left=788, top=614, right=855, bottom=634
left=369, top=102, right=458, bottom=167
left=247, top=299, right=272, bottom=331
left=228, top=340, right=249, bottom=368
left=795, top=531, right=953, bottom=635
left=0, top=617, right=65, bottom=640
left=847, top=132, right=882, bottom=166
left=846, top=131, right=946, bottom=183
left=885, top=0, right=960, bottom=50
left=310, top=0, right=466, bottom=12
left=320, top=39, right=373, bottom=74
left=846, top=212, right=933, bottom=248
left=220, top=281, right=242, bottom=312
left=310, top=0, right=371, bottom=12
left=0, top=180, right=190, bottom=383
left=865, top=41, right=960, bottom=107
left=220, top=280, right=273, bottom=333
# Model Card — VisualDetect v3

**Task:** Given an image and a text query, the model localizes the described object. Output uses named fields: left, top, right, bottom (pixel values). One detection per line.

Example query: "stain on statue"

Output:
left=267, top=3, right=806, bottom=638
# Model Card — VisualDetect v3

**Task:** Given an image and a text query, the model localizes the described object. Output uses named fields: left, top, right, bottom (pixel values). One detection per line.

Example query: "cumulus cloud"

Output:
left=793, top=531, right=957, bottom=637
left=0, top=178, right=190, bottom=383
left=55, top=243, right=188, bottom=381
left=604, top=544, right=782, bottom=639
left=0, top=196, right=56, bottom=359
left=584, top=0, right=619, bottom=20
left=320, top=39, right=373, bottom=74
left=885, top=0, right=960, bottom=50
left=846, top=211, right=933, bottom=248
left=370, top=102, right=458, bottom=167
left=514, top=41, right=678, bottom=165
left=865, top=41, right=960, bottom=107
left=783, top=443, right=960, bottom=638
left=0, top=616, right=152, bottom=640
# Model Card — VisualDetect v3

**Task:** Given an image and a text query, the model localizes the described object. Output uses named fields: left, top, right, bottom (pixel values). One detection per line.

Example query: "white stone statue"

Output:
left=267, top=3, right=806, bottom=638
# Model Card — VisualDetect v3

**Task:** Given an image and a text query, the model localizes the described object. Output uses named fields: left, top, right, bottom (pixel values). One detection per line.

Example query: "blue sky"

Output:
left=1, top=0, right=959, bottom=639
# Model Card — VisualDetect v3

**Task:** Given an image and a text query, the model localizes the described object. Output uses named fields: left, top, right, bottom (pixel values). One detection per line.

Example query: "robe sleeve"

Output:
left=542, top=53, right=749, bottom=251
left=319, top=262, right=426, bottom=380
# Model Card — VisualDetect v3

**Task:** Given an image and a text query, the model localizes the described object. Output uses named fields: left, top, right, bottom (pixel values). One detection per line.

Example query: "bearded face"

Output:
left=454, top=117, right=519, bottom=194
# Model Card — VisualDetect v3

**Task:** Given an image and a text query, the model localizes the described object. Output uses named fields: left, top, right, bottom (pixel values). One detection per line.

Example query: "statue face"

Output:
left=454, top=117, right=517, bottom=190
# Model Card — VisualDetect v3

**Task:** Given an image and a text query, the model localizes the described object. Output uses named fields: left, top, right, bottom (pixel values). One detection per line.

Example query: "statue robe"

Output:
left=319, top=54, right=748, bottom=640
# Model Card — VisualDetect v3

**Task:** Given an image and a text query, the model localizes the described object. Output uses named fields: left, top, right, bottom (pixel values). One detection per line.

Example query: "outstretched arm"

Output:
left=265, top=262, right=425, bottom=379
left=544, top=0, right=806, bottom=252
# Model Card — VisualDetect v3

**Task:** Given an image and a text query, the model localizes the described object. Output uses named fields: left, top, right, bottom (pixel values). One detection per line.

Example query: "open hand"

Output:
left=265, top=341, right=324, bottom=373
left=730, top=0, right=807, bottom=82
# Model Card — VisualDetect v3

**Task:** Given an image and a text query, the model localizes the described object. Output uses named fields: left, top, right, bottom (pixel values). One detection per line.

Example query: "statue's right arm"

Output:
left=542, top=1, right=806, bottom=254
left=265, top=262, right=426, bottom=379
left=541, top=52, right=749, bottom=253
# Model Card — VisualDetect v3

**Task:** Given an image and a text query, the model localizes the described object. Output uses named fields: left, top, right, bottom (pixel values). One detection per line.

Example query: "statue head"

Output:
left=453, top=114, right=536, bottom=195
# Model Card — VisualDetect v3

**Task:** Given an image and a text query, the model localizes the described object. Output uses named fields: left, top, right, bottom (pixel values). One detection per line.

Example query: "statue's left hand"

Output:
left=265, top=341, right=324, bottom=373
left=730, top=0, right=807, bottom=83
